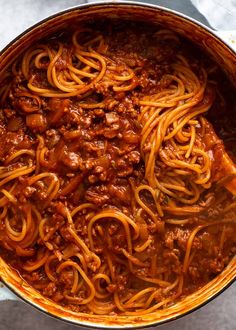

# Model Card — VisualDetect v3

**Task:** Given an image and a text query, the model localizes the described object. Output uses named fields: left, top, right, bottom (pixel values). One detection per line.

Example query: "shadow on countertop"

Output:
left=131, top=0, right=210, bottom=27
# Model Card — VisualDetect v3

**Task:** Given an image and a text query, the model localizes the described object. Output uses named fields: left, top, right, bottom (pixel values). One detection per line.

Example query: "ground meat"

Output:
left=47, top=98, right=70, bottom=125
left=61, top=150, right=83, bottom=170
left=85, top=185, right=110, bottom=206
left=13, top=96, right=40, bottom=113
left=43, top=282, right=57, bottom=297
left=105, top=112, right=119, bottom=125
left=59, top=270, right=74, bottom=288
left=46, top=129, right=61, bottom=149
left=108, top=179, right=131, bottom=204
left=0, top=129, right=33, bottom=160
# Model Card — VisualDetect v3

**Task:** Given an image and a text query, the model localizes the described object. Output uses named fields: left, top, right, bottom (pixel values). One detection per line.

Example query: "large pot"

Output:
left=0, top=2, right=235, bottom=328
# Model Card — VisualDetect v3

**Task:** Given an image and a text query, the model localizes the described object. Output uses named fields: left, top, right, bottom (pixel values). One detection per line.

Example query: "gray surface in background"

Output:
left=135, top=0, right=210, bottom=26
left=0, top=0, right=235, bottom=329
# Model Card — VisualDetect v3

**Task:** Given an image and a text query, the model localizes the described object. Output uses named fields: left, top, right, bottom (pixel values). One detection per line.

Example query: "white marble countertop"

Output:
left=0, top=1, right=235, bottom=330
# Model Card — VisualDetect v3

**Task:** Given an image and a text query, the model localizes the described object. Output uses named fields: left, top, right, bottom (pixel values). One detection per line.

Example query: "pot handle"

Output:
left=0, top=283, right=17, bottom=301
left=214, top=30, right=236, bottom=52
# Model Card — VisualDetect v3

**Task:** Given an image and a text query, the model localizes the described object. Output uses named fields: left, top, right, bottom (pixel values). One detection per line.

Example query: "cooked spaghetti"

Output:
left=0, top=22, right=235, bottom=316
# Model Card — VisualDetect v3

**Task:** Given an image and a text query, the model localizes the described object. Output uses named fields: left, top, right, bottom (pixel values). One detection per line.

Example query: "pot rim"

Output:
left=2, top=275, right=235, bottom=330
left=0, top=1, right=235, bottom=329
left=1, top=1, right=236, bottom=57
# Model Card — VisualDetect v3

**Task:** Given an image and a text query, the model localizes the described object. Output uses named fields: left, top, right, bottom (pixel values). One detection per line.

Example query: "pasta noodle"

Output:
left=0, top=22, right=235, bottom=316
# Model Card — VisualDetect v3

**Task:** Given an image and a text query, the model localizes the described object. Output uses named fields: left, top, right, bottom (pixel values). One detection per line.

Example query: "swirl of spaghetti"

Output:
left=57, top=260, right=96, bottom=304
left=88, top=210, right=140, bottom=252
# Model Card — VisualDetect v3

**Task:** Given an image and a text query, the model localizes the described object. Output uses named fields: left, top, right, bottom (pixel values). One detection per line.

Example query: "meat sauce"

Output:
left=0, top=22, right=235, bottom=314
